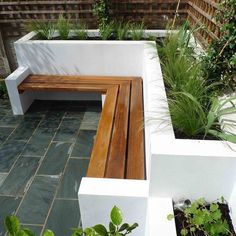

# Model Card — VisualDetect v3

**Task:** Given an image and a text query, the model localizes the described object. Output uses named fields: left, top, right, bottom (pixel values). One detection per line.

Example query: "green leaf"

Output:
left=167, top=214, right=174, bottom=221
left=118, top=223, right=129, bottom=232
left=209, top=130, right=236, bottom=143
left=110, top=206, right=123, bottom=226
left=210, top=203, right=219, bottom=212
left=43, top=230, right=54, bottom=236
left=71, top=228, right=84, bottom=236
left=180, top=228, right=188, bottom=236
left=5, top=216, right=20, bottom=235
left=93, top=224, right=108, bottom=236
left=22, top=228, right=36, bottom=236
left=127, top=223, right=138, bottom=231
left=109, top=222, right=116, bottom=233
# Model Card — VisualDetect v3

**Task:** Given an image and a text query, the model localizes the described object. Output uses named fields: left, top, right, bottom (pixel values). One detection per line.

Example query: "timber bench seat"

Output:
left=18, top=75, right=145, bottom=180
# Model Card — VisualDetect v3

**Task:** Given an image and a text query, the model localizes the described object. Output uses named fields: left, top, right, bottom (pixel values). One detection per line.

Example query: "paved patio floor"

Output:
left=0, top=99, right=101, bottom=236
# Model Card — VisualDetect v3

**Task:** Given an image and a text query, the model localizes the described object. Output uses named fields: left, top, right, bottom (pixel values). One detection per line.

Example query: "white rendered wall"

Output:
left=79, top=178, right=149, bottom=236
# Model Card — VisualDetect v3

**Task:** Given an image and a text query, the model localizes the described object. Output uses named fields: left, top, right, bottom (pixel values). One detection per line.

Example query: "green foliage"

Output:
left=28, top=20, right=55, bottom=40
left=158, top=24, right=236, bottom=142
left=115, top=21, right=130, bottom=40
left=99, top=21, right=115, bottom=40
left=168, top=198, right=231, bottom=236
left=75, top=22, right=88, bottom=40
left=93, top=0, right=110, bottom=31
left=57, top=14, right=71, bottom=40
left=128, top=22, right=146, bottom=40
left=5, top=206, right=138, bottom=236
left=202, top=0, right=236, bottom=90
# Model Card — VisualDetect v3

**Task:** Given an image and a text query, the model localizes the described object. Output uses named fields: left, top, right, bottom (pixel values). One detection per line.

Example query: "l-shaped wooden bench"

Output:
left=18, top=75, right=145, bottom=180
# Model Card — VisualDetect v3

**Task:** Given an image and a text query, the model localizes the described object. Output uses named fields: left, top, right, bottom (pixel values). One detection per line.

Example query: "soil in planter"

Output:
left=174, top=203, right=236, bottom=236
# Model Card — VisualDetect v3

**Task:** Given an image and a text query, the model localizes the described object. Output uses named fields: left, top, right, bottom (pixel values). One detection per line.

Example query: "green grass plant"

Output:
left=129, top=22, right=145, bottom=40
left=115, top=21, right=130, bottom=40
left=74, top=22, right=88, bottom=40
left=158, top=25, right=236, bottom=143
left=57, top=14, right=71, bottom=40
left=99, top=21, right=115, bottom=40
left=28, top=20, right=55, bottom=40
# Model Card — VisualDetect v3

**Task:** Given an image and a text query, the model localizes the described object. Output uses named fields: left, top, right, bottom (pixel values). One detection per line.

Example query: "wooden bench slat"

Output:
left=86, top=86, right=119, bottom=178
left=18, top=82, right=112, bottom=94
left=25, top=75, right=140, bottom=83
left=126, top=79, right=145, bottom=180
left=105, top=82, right=131, bottom=179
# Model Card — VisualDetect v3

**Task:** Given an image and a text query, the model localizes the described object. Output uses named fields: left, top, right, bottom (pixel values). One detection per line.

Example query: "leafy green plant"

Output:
left=28, top=20, right=55, bottom=40
left=74, top=22, right=88, bottom=40
left=167, top=198, right=232, bottom=236
left=5, top=206, right=138, bottom=236
left=115, top=21, right=130, bottom=40
left=99, top=21, right=115, bottom=40
left=128, top=22, right=146, bottom=40
left=202, top=0, right=236, bottom=90
left=57, top=14, right=71, bottom=40
left=157, top=24, right=236, bottom=142
left=93, top=0, right=110, bottom=31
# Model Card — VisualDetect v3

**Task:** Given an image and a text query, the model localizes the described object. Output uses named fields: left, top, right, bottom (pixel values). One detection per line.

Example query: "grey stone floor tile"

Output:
left=9, top=117, right=42, bottom=141
left=0, top=115, right=23, bottom=127
left=71, top=130, right=96, bottom=157
left=82, top=111, right=101, bottom=124
left=0, top=140, right=27, bottom=172
left=57, top=159, right=89, bottom=199
left=53, top=126, right=79, bottom=143
left=44, top=199, right=80, bottom=236
left=0, top=173, right=7, bottom=187
left=38, top=142, right=73, bottom=175
left=0, top=196, right=21, bottom=236
left=17, top=176, right=59, bottom=225
left=22, top=128, right=55, bottom=156
left=0, top=156, right=41, bottom=196
left=0, top=127, right=14, bottom=145
left=21, top=225, right=42, bottom=236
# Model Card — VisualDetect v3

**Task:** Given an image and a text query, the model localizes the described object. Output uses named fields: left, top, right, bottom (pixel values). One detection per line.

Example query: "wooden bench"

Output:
left=18, top=75, right=145, bottom=180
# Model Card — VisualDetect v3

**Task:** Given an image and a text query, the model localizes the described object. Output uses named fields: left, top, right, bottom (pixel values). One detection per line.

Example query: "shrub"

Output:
left=202, top=0, right=236, bottom=91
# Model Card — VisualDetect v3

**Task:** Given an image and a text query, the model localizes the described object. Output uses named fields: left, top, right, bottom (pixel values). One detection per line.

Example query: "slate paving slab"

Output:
left=17, top=176, right=59, bottom=224
left=0, top=196, right=21, bottom=236
left=0, top=99, right=101, bottom=235
left=38, top=142, right=73, bottom=175
left=57, top=158, right=89, bottom=199
left=44, top=199, right=80, bottom=236
left=0, top=155, right=41, bottom=196
left=0, top=140, right=27, bottom=172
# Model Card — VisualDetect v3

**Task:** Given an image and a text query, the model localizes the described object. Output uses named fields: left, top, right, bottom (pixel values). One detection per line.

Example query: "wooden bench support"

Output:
left=18, top=75, right=146, bottom=180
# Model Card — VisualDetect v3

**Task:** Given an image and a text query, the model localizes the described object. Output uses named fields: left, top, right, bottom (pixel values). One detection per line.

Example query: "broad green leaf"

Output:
left=127, top=223, right=138, bottom=231
left=22, top=228, right=36, bottom=236
left=5, top=216, right=20, bottom=235
left=110, top=206, right=123, bottom=226
left=167, top=214, right=174, bottom=221
left=71, top=228, right=84, bottom=236
left=209, top=130, right=236, bottom=143
left=93, top=224, right=108, bottom=236
left=43, top=230, right=54, bottom=236
left=109, top=222, right=116, bottom=233
left=118, top=223, right=129, bottom=232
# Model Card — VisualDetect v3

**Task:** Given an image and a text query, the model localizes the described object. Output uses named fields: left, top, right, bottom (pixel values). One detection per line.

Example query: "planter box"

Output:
left=5, top=30, right=236, bottom=236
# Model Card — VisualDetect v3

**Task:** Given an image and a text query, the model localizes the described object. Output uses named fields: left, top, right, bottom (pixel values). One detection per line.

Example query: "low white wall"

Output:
left=79, top=178, right=149, bottom=236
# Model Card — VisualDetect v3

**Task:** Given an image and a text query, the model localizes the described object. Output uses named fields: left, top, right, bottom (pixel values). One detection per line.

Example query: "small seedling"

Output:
left=167, top=197, right=232, bottom=236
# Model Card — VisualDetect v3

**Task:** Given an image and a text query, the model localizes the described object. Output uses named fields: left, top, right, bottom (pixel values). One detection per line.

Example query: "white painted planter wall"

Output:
left=5, top=30, right=236, bottom=236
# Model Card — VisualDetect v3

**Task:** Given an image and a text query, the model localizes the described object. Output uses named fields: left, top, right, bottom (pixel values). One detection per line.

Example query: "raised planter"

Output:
left=5, top=30, right=236, bottom=236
